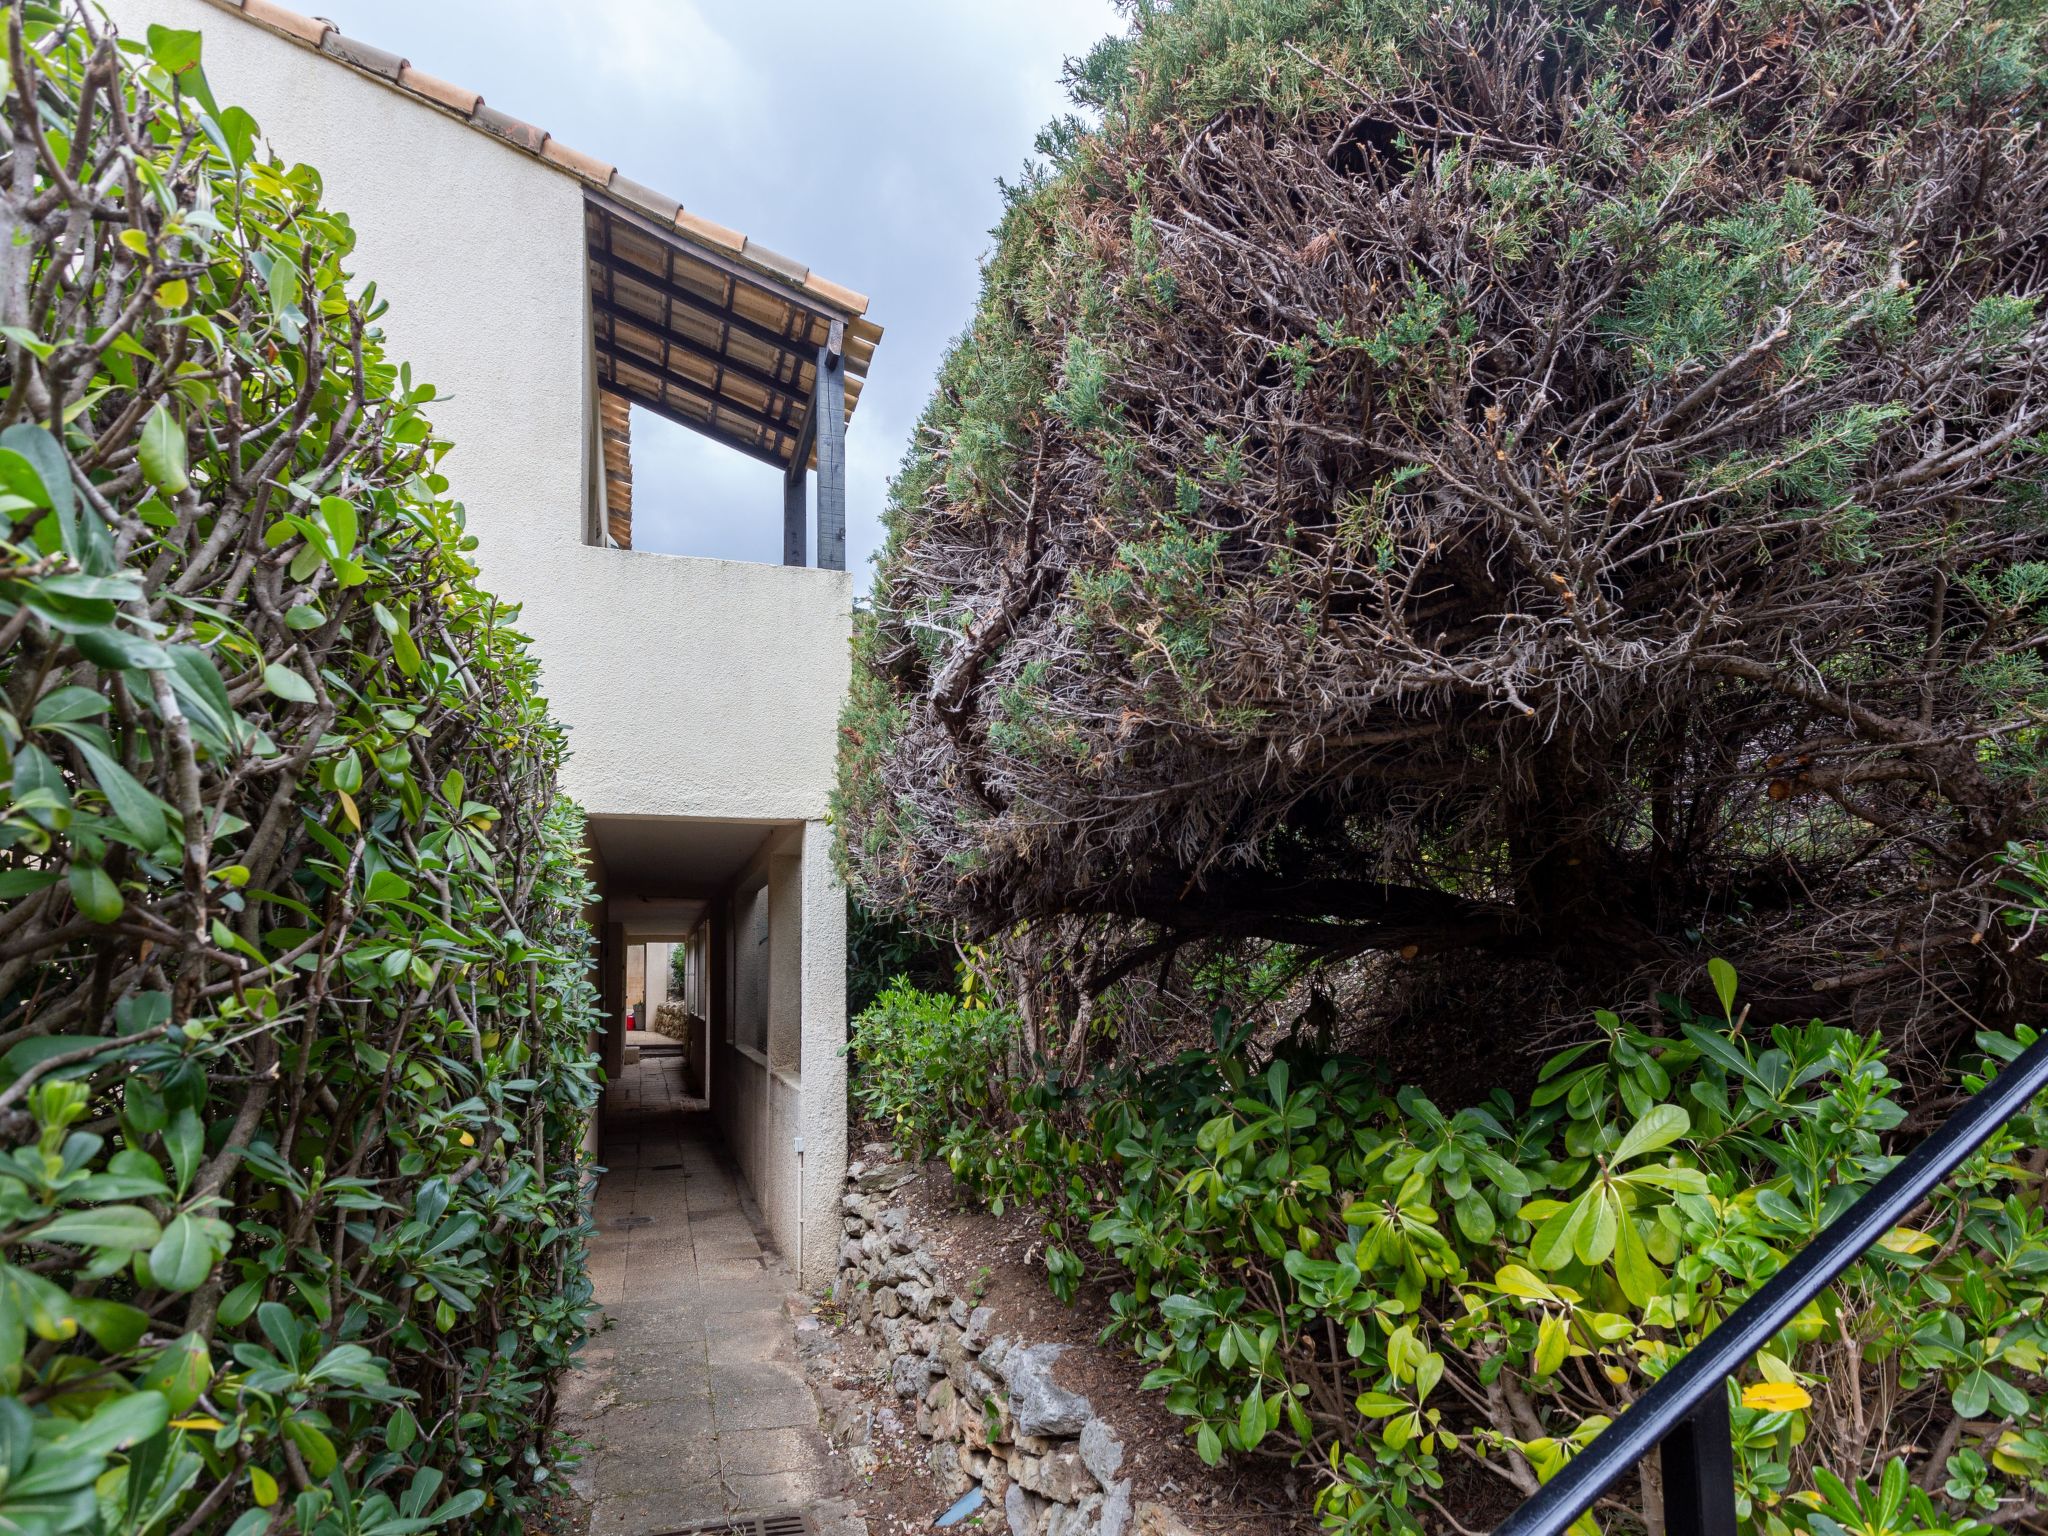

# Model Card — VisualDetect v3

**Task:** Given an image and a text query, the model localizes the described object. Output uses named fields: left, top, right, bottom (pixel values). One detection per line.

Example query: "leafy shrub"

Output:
left=0, top=10, right=597, bottom=1531
left=848, top=982, right=1011, bottom=1160
left=940, top=965, right=2048, bottom=1536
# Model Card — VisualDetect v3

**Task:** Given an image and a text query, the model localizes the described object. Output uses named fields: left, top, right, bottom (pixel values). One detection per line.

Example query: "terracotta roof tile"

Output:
left=674, top=209, right=745, bottom=256
left=740, top=239, right=807, bottom=286
left=539, top=136, right=615, bottom=187
left=471, top=102, right=548, bottom=154
left=609, top=174, right=681, bottom=226
left=241, top=0, right=330, bottom=46
left=397, top=64, right=479, bottom=117
left=801, top=272, right=869, bottom=316
left=319, top=29, right=405, bottom=80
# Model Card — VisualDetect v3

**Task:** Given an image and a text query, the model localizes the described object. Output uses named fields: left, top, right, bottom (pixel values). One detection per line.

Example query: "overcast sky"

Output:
left=295, top=0, right=1125, bottom=585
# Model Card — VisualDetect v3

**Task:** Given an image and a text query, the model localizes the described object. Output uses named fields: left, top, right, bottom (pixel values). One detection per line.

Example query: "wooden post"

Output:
left=815, top=328, right=847, bottom=573
left=783, top=438, right=807, bottom=567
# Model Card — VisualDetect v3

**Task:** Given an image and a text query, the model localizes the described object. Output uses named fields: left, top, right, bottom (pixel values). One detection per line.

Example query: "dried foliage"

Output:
left=0, top=9, right=596, bottom=1531
left=838, top=0, right=2048, bottom=1058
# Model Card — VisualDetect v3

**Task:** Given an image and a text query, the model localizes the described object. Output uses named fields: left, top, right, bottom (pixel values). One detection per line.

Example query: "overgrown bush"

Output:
left=922, top=962, right=2048, bottom=1536
left=0, top=9, right=597, bottom=1532
left=836, top=0, right=2048, bottom=1057
left=847, top=980, right=1012, bottom=1159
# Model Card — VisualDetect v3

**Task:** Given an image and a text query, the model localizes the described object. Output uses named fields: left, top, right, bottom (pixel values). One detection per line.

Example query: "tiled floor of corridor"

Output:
left=559, top=1051, right=857, bottom=1535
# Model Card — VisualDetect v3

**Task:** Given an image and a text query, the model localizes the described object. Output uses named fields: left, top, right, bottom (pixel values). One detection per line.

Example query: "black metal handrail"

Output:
left=1493, top=1030, right=2048, bottom=1536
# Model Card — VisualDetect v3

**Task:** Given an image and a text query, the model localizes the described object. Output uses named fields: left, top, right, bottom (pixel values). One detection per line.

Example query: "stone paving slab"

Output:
left=558, top=1055, right=856, bottom=1534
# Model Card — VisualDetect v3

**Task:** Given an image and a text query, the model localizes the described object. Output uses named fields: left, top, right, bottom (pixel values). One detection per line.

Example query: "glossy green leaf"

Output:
left=137, top=404, right=189, bottom=495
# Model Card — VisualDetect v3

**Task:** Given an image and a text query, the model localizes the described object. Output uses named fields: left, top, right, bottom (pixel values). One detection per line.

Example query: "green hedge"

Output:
left=871, top=962, right=2048, bottom=1536
left=0, top=9, right=597, bottom=1532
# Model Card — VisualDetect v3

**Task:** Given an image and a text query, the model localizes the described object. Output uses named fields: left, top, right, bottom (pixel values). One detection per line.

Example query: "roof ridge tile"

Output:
left=739, top=239, right=807, bottom=286
left=674, top=209, right=745, bottom=257
left=397, top=64, right=480, bottom=118
left=470, top=101, right=547, bottom=153
left=319, top=30, right=406, bottom=82
left=609, top=173, right=681, bottom=226
left=539, top=137, right=615, bottom=187
left=241, top=0, right=330, bottom=47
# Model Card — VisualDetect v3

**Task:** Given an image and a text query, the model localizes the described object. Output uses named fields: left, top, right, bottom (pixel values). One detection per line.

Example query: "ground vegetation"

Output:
left=852, top=950, right=2048, bottom=1535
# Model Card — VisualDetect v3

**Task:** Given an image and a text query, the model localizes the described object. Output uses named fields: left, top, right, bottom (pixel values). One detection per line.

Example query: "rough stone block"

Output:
left=1133, top=1503, right=1201, bottom=1536
left=981, top=1335, right=1014, bottom=1380
left=1012, top=1444, right=1096, bottom=1505
left=960, top=1403, right=988, bottom=1449
left=1006, top=1482, right=1046, bottom=1536
left=1100, top=1479, right=1133, bottom=1536
left=930, top=1439, right=972, bottom=1496
left=878, top=1314, right=914, bottom=1357
left=982, top=1456, right=1012, bottom=1505
left=1008, top=1344, right=1092, bottom=1436
left=963, top=1304, right=997, bottom=1350
left=1080, top=1417, right=1125, bottom=1484
left=890, top=1352, right=929, bottom=1398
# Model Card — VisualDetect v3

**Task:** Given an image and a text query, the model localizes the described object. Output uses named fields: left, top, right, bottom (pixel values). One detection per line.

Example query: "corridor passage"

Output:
left=559, top=1054, right=858, bottom=1535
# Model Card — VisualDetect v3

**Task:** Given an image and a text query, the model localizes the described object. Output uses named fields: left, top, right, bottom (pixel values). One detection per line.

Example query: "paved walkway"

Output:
left=559, top=1055, right=855, bottom=1534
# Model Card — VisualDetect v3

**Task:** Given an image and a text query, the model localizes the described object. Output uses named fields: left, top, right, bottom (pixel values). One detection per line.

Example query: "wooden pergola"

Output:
left=585, top=191, right=881, bottom=569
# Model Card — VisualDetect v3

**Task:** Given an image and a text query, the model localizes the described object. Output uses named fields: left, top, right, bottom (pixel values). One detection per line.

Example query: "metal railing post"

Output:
left=1660, top=1393, right=1739, bottom=1536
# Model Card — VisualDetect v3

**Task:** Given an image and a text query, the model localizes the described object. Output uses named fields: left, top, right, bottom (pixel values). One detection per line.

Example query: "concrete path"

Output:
left=559, top=1056, right=857, bottom=1535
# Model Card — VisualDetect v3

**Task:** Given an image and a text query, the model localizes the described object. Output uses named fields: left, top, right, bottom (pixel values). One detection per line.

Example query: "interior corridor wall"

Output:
left=713, top=822, right=846, bottom=1290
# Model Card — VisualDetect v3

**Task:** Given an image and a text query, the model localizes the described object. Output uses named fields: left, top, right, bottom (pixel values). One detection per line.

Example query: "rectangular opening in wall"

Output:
left=582, top=193, right=880, bottom=570
left=736, top=882, right=769, bottom=1057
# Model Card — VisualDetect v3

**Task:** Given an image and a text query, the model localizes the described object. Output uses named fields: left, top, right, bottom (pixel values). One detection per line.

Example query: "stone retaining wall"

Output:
left=834, top=1146, right=1191, bottom=1536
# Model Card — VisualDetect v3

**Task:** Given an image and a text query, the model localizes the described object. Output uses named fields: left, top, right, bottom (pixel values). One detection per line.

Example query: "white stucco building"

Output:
left=100, top=0, right=879, bottom=1287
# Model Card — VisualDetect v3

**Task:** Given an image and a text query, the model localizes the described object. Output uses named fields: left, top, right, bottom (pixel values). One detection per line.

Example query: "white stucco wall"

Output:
left=714, top=823, right=847, bottom=1290
left=98, top=0, right=853, bottom=825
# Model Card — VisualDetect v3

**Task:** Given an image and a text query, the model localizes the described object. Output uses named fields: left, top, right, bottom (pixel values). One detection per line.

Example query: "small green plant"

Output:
left=847, top=981, right=1013, bottom=1159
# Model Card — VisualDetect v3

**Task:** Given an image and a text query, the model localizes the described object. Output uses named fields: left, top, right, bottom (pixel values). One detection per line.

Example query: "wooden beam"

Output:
left=587, top=241, right=823, bottom=374
left=595, top=374, right=790, bottom=471
left=784, top=454, right=807, bottom=567
left=595, top=348, right=799, bottom=453
left=815, top=342, right=847, bottom=572
left=591, top=294, right=806, bottom=427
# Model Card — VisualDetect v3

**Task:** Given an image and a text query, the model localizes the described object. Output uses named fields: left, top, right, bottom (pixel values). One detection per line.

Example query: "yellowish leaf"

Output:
left=337, top=790, right=360, bottom=830
left=250, top=1466, right=279, bottom=1507
left=1877, top=1227, right=1937, bottom=1255
left=1741, top=1382, right=1812, bottom=1412
left=1493, top=1264, right=1561, bottom=1303
left=1756, top=1352, right=1799, bottom=1385
left=170, top=1415, right=223, bottom=1430
left=153, top=278, right=189, bottom=308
